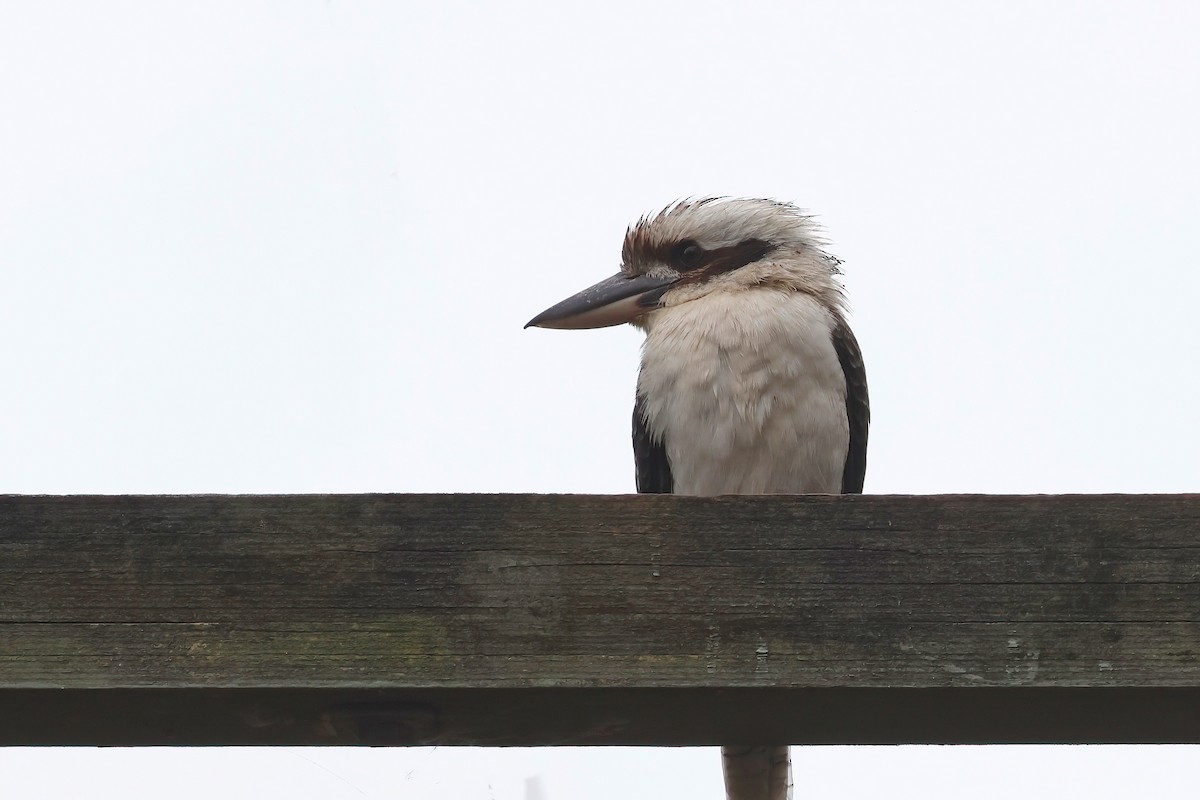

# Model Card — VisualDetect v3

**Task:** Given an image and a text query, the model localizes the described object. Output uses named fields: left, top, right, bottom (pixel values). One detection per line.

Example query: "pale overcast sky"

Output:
left=2, top=1, right=1198, bottom=798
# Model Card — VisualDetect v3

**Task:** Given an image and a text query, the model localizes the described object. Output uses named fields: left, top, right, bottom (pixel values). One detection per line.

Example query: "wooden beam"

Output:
left=2, top=494, right=1199, bottom=745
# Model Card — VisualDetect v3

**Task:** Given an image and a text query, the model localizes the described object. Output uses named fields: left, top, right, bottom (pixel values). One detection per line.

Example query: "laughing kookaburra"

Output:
left=526, top=197, right=869, bottom=800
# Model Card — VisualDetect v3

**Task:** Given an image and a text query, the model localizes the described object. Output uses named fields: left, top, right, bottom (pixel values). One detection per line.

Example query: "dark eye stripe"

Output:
left=683, top=238, right=774, bottom=275
left=622, top=234, right=775, bottom=276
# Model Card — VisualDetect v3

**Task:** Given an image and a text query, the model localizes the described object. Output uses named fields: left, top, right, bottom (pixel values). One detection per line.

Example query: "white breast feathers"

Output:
left=637, top=289, right=849, bottom=496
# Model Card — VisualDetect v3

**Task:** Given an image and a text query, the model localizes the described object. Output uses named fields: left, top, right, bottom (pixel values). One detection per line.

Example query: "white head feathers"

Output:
left=621, top=197, right=846, bottom=314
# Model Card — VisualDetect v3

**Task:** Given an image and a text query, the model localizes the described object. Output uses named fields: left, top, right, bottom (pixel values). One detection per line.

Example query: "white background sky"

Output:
left=1, top=1, right=1198, bottom=797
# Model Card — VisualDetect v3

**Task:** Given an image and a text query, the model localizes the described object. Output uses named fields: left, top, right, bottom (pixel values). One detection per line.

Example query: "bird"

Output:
left=526, top=197, right=869, bottom=800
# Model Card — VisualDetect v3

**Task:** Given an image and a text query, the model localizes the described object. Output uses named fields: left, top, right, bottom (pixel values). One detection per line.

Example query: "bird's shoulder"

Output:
left=633, top=392, right=673, bottom=494
left=831, top=314, right=869, bottom=493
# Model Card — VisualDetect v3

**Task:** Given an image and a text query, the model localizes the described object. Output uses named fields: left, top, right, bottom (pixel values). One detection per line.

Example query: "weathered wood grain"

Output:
left=2, top=493, right=1199, bottom=745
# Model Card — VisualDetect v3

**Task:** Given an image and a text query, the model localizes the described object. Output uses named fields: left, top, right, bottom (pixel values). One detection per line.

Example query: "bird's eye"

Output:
left=675, top=241, right=703, bottom=269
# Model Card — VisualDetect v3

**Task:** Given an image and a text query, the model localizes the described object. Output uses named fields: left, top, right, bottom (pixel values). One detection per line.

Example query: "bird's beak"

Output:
left=525, top=271, right=679, bottom=330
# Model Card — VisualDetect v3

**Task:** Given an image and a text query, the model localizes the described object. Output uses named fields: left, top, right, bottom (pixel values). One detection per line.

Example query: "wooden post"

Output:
left=2, top=494, right=1199, bottom=745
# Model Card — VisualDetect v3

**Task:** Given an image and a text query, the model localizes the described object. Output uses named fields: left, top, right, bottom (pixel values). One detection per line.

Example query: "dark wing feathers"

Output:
left=831, top=315, right=870, bottom=494
left=633, top=392, right=673, bottom=494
